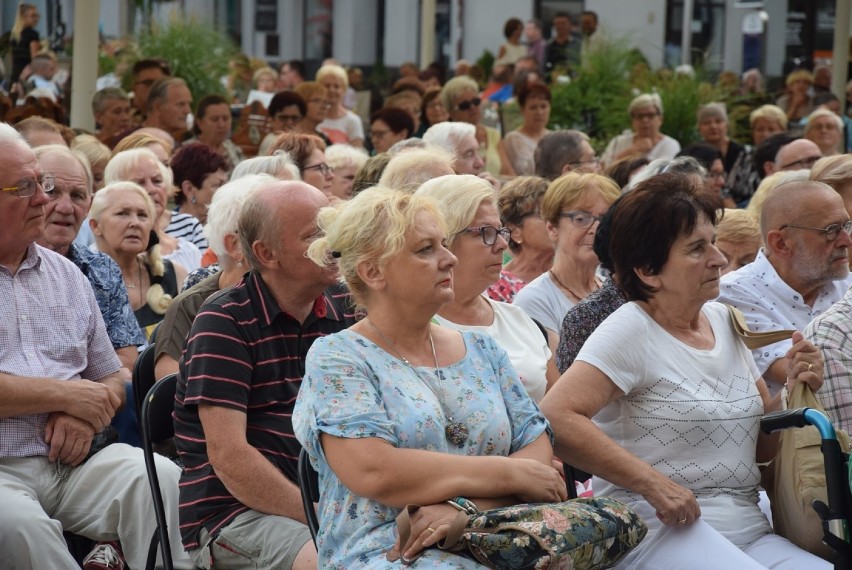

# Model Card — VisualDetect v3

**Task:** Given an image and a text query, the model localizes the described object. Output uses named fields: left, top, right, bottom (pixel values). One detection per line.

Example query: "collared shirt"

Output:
left=0, top=244, right=121, bottom=457
left=174, top=271, right=355, bottom=550
left=717, top=248, right=852, bottom=376
left=804, top=286, right=852, bottom=433
left=67, top=243, right=145, bottom=349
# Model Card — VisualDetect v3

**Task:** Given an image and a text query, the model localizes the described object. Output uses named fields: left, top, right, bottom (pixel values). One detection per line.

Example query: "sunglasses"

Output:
left=455, top=98, right=481, bottom=112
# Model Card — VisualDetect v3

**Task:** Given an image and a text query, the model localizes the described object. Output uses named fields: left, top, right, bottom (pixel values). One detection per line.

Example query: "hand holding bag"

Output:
left=395, top=498, right=647, bottom=569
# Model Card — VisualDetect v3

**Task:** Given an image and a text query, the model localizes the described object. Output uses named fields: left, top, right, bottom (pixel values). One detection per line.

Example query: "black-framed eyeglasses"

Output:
left=569, top=157, right=600, bottom=168
left=779, top=220, right=852, bottom=242
left=274, top=113, right=302, bottom=123
left=559, top=210, right=603, bottom=229
left=456, top=224, right=511, bottom=246
left=1, top=173, right=55, bottom=198
left=303, top=162, right=334, bottom=176
left=455, top=97, right=481, bottom=111
left=779, top=155, right=822, bottom=170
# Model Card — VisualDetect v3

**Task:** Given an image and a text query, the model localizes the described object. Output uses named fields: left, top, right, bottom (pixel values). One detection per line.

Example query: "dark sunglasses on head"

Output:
left=455, top=98, right=481, bottom=112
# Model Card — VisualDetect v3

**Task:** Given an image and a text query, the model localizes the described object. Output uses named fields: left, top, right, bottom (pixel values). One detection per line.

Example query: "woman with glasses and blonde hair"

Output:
left=417, top=174, right=558, bottom=401
left=600, top=93, right=681, bottom=168
left=440, top=75, right=515, bottom=177
left=513, top=172, right=621, bottom=342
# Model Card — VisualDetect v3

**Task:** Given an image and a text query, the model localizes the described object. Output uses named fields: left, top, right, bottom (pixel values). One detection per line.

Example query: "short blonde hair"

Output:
left=316, top=64, right=348, bottom=89
left=252, top=66, right=277, bottom=86
left=415, top=174, right=495, bottom=248
left=378, top=146, right=455, bottom=193
left=105, top=147, right=173, bottom=190
left=628, top=93, right=663, bottom=116
left=717, top=208, right=761, bottom=244
left=439, top=75, right=479, bottom=112
left=786, top=69, right=813, bottom=87
left=112, top=131, right=173, bottom=158
left=541, top=172, right=620, bottom=225
left=810, top=154, right=852, bottom=195
left=72, top=134, right=111, bottom=169
left=746, top=170, right=810, bottom=224
left=307, top=186, right=445, bottom=309
left=749, top=104, right=788, bottom=130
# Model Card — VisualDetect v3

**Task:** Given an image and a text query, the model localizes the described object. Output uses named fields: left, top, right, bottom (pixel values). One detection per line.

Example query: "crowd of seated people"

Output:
left=6, top=18, right=852, bottom=569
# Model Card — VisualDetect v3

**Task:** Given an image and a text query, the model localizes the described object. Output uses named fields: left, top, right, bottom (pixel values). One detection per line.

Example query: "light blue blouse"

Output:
left=293, top=329, right=550, bottom=569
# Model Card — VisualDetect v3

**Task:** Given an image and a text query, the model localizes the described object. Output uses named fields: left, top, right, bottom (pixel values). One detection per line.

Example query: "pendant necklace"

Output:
left=366, top=319, right=470, bottom=447
left=549, top=269, right=599, bottom=301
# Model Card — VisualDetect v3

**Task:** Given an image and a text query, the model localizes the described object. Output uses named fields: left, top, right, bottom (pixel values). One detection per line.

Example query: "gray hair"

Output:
left=91, top=87, right=130, bottom=115
left=33, top=144, right=94, bottom=196
left=205, top=174, right=276, bottom=258
left=625, top=156, right=706, bottom=193
left=422, top=121, right=475, bottom=156
left=533, top=130, right=589, bottom=181
left=231, top=150, right=300, bottom=181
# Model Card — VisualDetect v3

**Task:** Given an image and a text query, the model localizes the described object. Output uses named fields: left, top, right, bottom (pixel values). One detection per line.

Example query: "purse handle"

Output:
left=393, top=504, right=471, bottom=562
left=724, top=304, right=797, bottom=350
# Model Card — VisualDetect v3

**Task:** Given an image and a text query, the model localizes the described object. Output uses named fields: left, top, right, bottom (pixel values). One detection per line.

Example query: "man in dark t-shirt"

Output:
left=174, top=180, right=355, bottom=569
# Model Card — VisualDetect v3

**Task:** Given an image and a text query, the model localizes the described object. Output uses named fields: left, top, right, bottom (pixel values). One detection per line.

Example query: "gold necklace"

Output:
left=549, top=269, right=599, bottom=301
left=366, top=319, right=469, bottom=447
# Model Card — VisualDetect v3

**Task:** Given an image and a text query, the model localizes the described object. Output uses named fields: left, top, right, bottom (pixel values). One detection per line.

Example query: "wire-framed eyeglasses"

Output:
left=779, top=220, right=852, bottom=242
left=1, top=173, right=55, bottom=198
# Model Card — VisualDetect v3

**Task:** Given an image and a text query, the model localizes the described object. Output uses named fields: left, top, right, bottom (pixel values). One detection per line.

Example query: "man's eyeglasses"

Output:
left=303, top=163, right=334, bottom=176
left=779, top=155, right=822, bottom=170
left=274, top=113, right=302, bottom=123
left=1, top=173, right=55, bottom=198
left=779, top=220, right=852, bottom=242
left=559, top=210, right=604, bottom=229
left=455, top=97, right=481, bottom=112
left=456, top=224, right=511, bottom=246
left=569, top=157, right=600, bottom=168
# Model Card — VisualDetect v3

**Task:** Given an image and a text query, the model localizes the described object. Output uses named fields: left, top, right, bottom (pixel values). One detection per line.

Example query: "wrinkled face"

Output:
left=196, top=103, right=232, bottom=145
left=157, top=83, right=192, bottom=132
left=0, top=141, right=50, bottom=256
left=806, top=116, right=841, bottom=154
left=751, top=118, right=784, bottom=146
left=453, top=134, right=485, bottom=175
left=39, top=152, right=90, bottom=254
left=96, top=98, right=132, bottom=138
left=650, top=216, right=727, bottom=303
left=784, top=192, right=852, bottom=286
left=548, top=191, right=610, bottom=265
left=126, top=156, right=168, bottom=220
left=301, top=148, right=334, bottom=195
left=698, top=115, right=727, bottom=144
left=92, top=191, right=153, bottom=257
left=450, top=201, right=508, bottom=292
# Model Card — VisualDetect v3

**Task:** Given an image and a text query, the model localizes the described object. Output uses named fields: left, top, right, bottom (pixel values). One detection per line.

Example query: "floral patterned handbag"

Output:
left=395, top=498, right=647, bottom=569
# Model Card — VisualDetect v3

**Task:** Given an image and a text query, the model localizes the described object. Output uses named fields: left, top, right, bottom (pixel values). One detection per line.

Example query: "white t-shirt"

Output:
left=512, top=271, right=575, bottom=333
left=576, top=301, right=771, bottom=547
left=434, top=297, right=550, bottom=401
left=318, top=110, right=365, bottom=145
left=600, top=130, right=681, bottom=167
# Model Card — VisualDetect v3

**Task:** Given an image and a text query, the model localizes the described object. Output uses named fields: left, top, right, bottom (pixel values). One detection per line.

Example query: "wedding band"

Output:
left=808, top=363, right=814, bottom=372
left=677, top=517, right=687, bottom=525
left=426, top=527, right=436, bottom=534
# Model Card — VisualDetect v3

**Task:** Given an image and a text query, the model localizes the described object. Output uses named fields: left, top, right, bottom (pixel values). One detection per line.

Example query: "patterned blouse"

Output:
left=556, top=279, right=626, bottom=373
left=293, top=329, right=550, bottom=569
left=486, top=269, right=526, bottom=304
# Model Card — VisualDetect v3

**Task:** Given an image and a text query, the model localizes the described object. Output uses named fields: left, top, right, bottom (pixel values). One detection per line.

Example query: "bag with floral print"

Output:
left=396, top=497, right=647, bottom=569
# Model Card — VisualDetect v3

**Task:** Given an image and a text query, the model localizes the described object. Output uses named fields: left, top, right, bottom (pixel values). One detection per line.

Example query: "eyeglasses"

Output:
left=303, top=162, right=334, bottom=176
left=559, top=210, right=603, bottom=229
left=779, top=155, right=822, bottom=170
left=308, top=98, right=332, bottom=109
left=274, top=113, right=302, bottom=123
left=456, top=224, right=511, bottom=246
left=570, top=157, right=600, bottom=168
left=631, top=112, right=660, bottom=121
left=371, top=128, right=390, bottom=138
left=706, top=171, right=726, bottom=181
left=779, top=220, right=852, bottom=242
left=455, top=97, right=481, bottom=111
left=1, top=173, right=55, bottom=198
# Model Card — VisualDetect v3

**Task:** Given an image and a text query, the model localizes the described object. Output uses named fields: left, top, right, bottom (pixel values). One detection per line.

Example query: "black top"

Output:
left=134, top=259, right=178, bottom=340
left=10, top=27, right=39, bottom=85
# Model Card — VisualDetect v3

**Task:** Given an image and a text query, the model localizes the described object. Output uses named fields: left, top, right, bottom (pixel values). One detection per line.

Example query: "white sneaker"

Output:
left=82, top=541, right=126, bottom=570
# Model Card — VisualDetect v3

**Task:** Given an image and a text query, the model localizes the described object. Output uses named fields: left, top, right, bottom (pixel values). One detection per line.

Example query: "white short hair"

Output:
left=204, top=174, right=277, bottom=256
left=422, top=121, right=475, bottom=155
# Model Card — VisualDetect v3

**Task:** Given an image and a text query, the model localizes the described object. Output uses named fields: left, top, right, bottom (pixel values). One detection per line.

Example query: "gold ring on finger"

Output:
left=808, top=363, right=814, bottom=372
left=676, top=517, right=687, bottom=525
left=426, top=527, right=436, bottom=534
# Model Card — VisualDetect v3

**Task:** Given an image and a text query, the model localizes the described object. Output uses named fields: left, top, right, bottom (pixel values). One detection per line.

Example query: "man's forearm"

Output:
left=0, top=372, right=71, bottom=418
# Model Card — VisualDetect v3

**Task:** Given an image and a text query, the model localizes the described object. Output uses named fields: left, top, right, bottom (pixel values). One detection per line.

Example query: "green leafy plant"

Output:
left=126, top=16, right=238, bottom=104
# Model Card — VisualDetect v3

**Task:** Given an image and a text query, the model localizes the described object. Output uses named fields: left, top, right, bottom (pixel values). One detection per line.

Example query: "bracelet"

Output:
left=446, top=496, right=479, bottom=515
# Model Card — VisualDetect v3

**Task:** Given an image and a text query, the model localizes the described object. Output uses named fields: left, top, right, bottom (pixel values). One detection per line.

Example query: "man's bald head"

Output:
left=774, top=139, right=822, bottom=172
left=761, top=180, right=842, bottom=239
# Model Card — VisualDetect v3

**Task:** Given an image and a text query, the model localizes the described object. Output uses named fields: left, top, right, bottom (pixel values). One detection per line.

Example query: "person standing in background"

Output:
left=8, top=3, right=40, bottom=91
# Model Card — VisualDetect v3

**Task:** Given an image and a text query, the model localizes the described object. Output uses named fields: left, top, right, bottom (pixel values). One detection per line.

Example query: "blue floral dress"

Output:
left=293, top=329, right=551, bottom=569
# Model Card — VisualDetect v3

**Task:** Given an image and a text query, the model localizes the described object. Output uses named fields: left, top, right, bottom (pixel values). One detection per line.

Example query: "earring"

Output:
left=191, top=197, right=197, bottom=204
left=237, top=261, right=243, bottom=267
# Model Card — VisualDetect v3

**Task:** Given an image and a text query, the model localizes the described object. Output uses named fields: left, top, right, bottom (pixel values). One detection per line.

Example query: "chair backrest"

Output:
left=297, top=447, right=320, bottom=544
left=133, top=343, right=157, bottom=421
left=140, top=373, right=178, bottom=570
